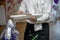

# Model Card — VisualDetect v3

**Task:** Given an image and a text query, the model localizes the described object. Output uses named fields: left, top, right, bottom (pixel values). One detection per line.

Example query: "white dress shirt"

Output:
left=19, top=0, right=52, bottom=31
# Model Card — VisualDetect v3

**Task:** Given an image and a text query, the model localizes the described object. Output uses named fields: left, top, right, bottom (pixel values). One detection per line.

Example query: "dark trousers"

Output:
left=24, top=22, right=49, bottom=40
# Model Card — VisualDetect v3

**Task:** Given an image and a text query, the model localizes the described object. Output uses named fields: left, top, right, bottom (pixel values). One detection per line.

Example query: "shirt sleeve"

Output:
left=19, top=0, right=27, bottom=13
left=37, top=0, right=51, bottom=22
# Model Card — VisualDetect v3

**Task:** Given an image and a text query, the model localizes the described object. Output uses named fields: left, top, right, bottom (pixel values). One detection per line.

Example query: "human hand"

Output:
left=16, top=10, right=23, bottom=15
left=27, top=16, right=37, bottom=22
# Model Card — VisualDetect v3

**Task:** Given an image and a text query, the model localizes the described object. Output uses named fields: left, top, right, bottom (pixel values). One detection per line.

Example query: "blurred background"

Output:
left=0, top=0, right=60, bottom=40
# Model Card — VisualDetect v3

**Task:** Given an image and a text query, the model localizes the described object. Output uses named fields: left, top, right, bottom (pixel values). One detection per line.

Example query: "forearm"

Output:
left=37, top=13, right=49, bottom=22
left=37, top=0, right=51, bottom=23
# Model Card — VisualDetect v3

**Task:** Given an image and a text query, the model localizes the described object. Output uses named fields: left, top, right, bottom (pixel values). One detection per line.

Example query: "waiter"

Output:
left=17, top=0, right=52, bottom=40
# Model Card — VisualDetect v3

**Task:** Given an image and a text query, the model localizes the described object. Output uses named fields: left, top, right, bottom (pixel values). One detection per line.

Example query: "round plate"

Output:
left=10, top=15, right=31, bottom=19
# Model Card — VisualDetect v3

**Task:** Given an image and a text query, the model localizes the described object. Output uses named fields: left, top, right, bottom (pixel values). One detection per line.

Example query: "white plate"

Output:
left=32, top=14, right=42, bottom=18
left=10, top=14, right=42, bottom=19
left=10, top=15, right=31, bottom=19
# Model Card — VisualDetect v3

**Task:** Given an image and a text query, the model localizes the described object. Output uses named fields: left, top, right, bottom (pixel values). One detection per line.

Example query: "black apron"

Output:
left=24, top=22, right=49, bottom=40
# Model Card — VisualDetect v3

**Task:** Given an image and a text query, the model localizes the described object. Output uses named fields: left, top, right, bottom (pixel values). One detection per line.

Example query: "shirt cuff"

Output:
left=37, top=13, right=49, bottom=22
